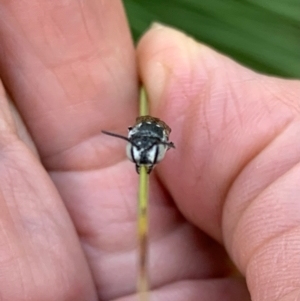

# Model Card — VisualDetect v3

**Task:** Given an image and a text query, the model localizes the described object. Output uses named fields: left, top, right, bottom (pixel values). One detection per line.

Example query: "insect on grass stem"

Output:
left=101, top=87, right=174, bottom=301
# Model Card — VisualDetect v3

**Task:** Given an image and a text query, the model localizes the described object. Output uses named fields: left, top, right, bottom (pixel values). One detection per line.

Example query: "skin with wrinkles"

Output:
left=0, top=1, right=299, bottom=301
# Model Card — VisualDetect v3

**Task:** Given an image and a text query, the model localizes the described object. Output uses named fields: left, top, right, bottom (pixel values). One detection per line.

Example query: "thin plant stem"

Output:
left=138, top=165, right=149, bottom=301
left=139, top=87, right=149, bottom=116
left=137, top=87, right=150, bottom=301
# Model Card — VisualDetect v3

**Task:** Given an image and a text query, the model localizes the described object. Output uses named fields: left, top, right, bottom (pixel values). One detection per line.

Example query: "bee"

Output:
left=102, top=115, right=175, bottom=173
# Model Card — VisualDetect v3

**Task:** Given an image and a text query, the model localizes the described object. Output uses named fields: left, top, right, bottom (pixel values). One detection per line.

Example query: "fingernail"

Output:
left=150, top=22, right=167, bottom=30
left=140, top=26, right=203, bottom=112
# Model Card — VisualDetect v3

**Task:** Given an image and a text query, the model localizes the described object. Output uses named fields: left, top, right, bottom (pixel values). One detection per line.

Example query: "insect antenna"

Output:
left=162, top=141, right=175, bottom=148
left=102, top=130, right=141, bottom=149
left=101, top=130, right=130, bottom=142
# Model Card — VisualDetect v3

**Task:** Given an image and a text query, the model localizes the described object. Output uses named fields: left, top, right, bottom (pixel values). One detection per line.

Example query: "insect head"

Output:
left=102, top=115, right=175, bottom=173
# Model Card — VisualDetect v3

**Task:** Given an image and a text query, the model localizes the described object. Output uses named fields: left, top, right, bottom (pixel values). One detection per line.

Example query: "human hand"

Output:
left=0, top=1, right=299, bottom=301
left=0, top=1, right=137, bottom=300
left=137, top=25, right=300, bottom=301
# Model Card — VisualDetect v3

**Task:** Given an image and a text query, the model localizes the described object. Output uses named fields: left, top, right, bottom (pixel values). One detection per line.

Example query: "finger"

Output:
left=118, top=278, right=250, bottom=301
left=151, top=278, right=250, bottom=301
left=0, top=81, right=96, bottom=300
left=1, top=90, right=39, bottom=157
left=0, top=0, right=137, bottom=170
left=138, top=25, right=300, bottom=301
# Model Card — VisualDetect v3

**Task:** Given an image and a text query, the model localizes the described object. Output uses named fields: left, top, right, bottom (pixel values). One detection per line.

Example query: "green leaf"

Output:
left=123, top=0, right=300, bottom=78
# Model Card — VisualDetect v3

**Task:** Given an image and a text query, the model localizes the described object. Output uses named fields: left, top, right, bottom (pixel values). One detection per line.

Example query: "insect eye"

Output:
left=128, top=126, right=133, bottom=131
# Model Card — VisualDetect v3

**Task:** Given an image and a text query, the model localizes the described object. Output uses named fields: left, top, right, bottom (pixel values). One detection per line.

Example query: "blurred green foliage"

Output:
left=123, top=0, right=300, bottom=78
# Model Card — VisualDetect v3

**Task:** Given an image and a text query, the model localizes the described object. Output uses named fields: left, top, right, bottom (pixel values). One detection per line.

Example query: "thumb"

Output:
left=138, top=24, right=300, bottom=301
